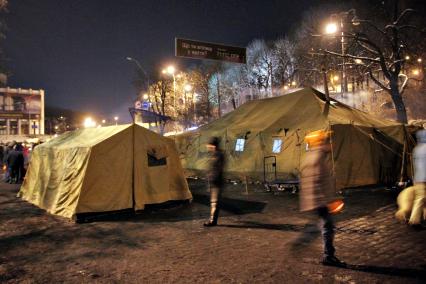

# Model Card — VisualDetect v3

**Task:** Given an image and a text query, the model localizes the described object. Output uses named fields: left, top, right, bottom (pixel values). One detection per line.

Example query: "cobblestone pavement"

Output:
left=0, top=180, right=425, bottom=283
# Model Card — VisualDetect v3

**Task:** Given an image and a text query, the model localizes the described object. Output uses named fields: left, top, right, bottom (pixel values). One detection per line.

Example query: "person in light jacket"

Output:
left=409, top=129, right=426, bottom=226
left=300, top=129, right=345, bottom=267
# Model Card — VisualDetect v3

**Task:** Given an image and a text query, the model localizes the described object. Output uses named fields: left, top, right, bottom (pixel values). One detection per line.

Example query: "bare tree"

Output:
left=271, top=38, right=297, bottom=88
left=322, top=0, right=426, bottom=123
left=246, top=39, right=274, bottom=97
left=189, top=68, right=214, bottom=123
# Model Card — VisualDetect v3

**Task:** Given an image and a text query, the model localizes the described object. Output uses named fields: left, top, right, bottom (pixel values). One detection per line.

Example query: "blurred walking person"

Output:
left=396, top=129, right=426, bottom=228
left=300, top=130, right=345, bottom=267
left=204, top=137, right=225, bottom=227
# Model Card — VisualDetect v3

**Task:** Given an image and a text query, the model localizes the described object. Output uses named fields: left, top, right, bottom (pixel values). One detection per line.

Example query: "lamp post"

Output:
left=325, top=20, right=347, bottom=95
left=126, top=56, right=151, bottom=97
left=162, top=65, right=176, bottom=109
left=325, top=10, right=358, bottom=95
left=183, top=84, right=192, bottom=127
left=184, top=84, right=192, bottom=109
left=114, top=116, right=118, bottom=126
left=192, top=92, right=198, bottom=125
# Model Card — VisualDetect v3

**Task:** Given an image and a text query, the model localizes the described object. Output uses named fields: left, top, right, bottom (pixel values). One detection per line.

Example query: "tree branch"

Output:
left=322, top=49, right=380, bottom=63
left=394, top=9, right=415, bottom=25
left=368, top=70, right=390, bottom=92
left=398, top=73, right=408, bottom=95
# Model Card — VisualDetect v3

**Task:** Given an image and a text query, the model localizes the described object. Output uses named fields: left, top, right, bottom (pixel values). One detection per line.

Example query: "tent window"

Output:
left=147, top=154, right=167, bottom=167
left=272, top=139, right=283, bottom=153
left=235, top=138, right=245, bottom=152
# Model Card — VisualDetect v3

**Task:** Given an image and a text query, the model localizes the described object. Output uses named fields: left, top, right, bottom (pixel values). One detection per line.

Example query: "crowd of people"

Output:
left=0, top=141, right=38, bottom=184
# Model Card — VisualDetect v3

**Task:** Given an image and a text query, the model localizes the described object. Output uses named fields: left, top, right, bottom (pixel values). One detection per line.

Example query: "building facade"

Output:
left=0, top=87, right=45, bottom=136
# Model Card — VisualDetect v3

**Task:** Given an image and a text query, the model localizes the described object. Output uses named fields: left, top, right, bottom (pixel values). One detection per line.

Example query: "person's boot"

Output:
left=322, top=255, right=346, bottom=267
left=204, top=202, right=219, bottom=227
left=203, top=221, right=217, bottom=227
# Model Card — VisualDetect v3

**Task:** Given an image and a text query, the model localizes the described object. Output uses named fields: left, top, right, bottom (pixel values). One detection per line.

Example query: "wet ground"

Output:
left=1, top=179, right=425, bottom=283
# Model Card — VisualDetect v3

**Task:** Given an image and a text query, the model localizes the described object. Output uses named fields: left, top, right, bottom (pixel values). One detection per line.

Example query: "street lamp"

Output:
left=114, top=116, right=119, bottom=125
left=126, top=56, right=151, bottom=98
left=84, top=117, right=96, bottom=128
left=162, top=65, right=177, bottom=109
left=325, top=23, right=338, bottom=34
left=325, top=11, right=357, bottom=94
left=183, top=84, right=192, bottom=115
left=192, top=92, right=199, bottom=125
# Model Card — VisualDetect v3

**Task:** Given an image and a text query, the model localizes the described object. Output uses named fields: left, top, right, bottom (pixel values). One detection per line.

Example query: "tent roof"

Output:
left=39, top=124, right=132, bottom=149
left=197, top=88, right=400, bottom=134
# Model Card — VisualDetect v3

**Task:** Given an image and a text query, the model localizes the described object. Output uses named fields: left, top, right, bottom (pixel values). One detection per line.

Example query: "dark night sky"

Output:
left=4, top=0, right=333, bottom=121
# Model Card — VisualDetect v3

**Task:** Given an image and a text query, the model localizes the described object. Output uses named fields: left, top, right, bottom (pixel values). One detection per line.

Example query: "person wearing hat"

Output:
left=300, top=129, right=345, bottom=266
left=204, top=136, right=225, bottom=227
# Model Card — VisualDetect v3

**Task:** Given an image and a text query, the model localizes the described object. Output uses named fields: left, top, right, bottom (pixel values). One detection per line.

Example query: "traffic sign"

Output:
left=175, top=38, right=246, bottom=64
left=142, top=101, right=150, bottom=110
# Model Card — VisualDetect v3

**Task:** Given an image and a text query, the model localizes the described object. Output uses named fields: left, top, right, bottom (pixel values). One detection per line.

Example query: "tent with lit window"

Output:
left=18, top=124, right=192, bottom=219
left=175, top=88, right=411, bottom=190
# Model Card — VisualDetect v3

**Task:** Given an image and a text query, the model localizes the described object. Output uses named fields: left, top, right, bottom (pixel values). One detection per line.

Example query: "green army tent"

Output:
left=18, top=124, right=192, bottom=219
left=175, top=88, right=411, bottom=190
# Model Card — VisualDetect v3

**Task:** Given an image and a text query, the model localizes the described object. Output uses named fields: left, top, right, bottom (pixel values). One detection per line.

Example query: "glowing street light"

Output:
left=325, top=12, right=353, bottom=94
left=405, top=55, right=410, bottom=60
left=184, top=84, right=192, bottom=92
left=417, top=58, right=422, bottom=63
left=101, top=119, right=106, bottom=124
left=162, top=65, right=177, bottom=109
left=291, top=81, right=297, bottom=86
left=325, top=22, right=338, bottom=34
left=166, top=65, right=175, bottom=75
left=114, top=116, right=119, bottom=126
left=355, top=59, right=363, bottom=64
left=143, top=93, right=149, bottom=100
left=412, top=69, right=420, bottom=76
left=333, top=75, right=339, bottom=81
left=83, top=117, right=96, bottom=128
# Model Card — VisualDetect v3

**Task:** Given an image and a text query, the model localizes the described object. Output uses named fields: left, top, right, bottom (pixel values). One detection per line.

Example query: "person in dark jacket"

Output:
left=0, top=143, right=4, bottom=167
left=7, top=144, right=24, bottom=184
left=204, top=137, right=225, bottom=227
left=300, top=130, right=345, bottom=267
left=3, top=143, right=13, bottom=182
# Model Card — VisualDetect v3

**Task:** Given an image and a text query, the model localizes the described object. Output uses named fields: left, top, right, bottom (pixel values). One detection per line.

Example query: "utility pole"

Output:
left=216, top=74, right=221, bottom=117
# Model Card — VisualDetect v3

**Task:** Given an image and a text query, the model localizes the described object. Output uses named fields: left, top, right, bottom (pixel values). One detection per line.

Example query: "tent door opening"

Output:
left=264, top=156, right=277, bottom=183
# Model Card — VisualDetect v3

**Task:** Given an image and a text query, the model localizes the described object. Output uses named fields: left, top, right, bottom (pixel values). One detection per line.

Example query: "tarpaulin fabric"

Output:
left=18, top=124, right=192, bottom=219
left=175, top=88, right=411, bottom=190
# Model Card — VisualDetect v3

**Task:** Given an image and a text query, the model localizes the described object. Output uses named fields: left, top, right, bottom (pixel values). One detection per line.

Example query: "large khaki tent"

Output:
left=176, top=88, right=411, bottom=190
left=18, top=124, right=192, bottom=219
